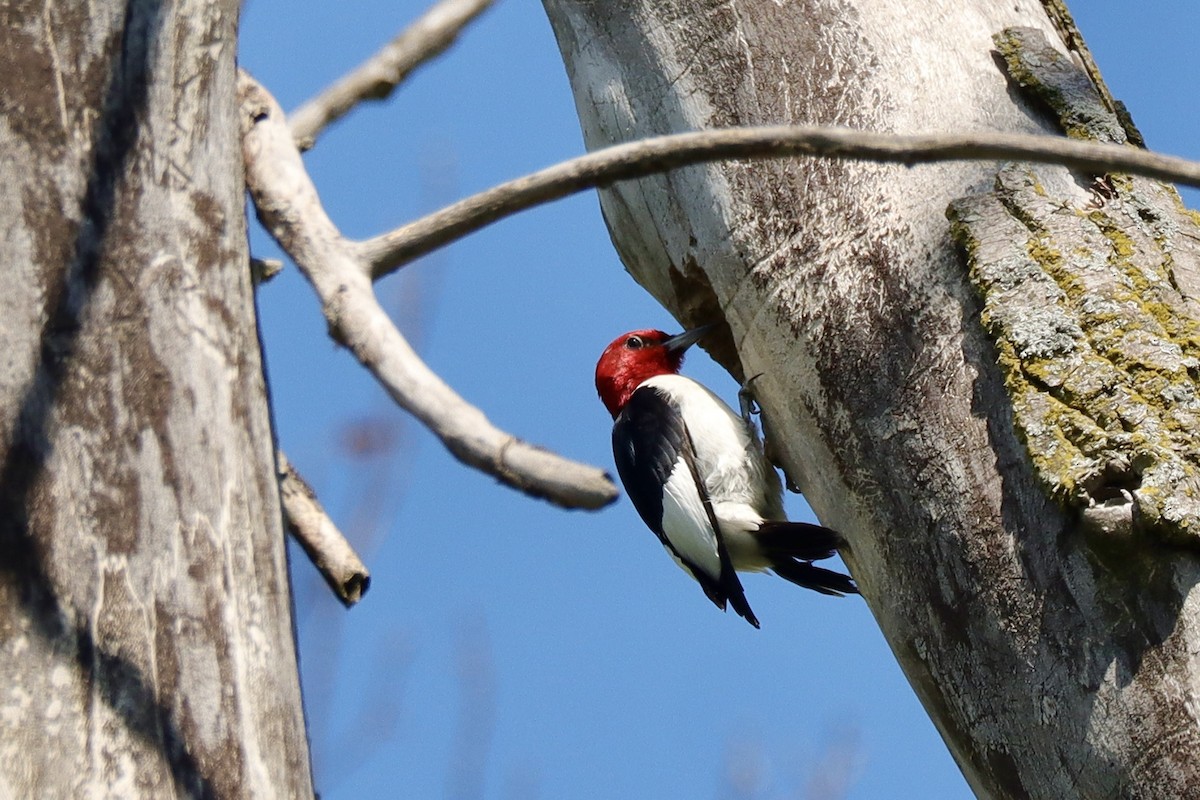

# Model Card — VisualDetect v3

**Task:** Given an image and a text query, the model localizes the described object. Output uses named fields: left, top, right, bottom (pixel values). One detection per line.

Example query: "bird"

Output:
left=594, top=325, right=857, bottom=628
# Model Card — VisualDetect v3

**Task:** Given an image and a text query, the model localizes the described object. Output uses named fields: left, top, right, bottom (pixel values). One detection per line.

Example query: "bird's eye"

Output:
left=626, top=336, right=644, bottom=349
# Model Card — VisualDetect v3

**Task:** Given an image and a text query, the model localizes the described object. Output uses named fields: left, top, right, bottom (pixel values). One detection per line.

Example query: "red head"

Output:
left=595, top=326, right=712, bottom=418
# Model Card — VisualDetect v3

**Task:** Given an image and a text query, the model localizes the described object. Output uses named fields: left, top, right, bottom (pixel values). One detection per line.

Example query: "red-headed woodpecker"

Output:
left=595, top=326, right=857, bottom=628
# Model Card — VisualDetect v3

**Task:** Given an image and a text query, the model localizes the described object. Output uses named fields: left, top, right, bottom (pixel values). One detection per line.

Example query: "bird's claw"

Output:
left=738, top=374, right=764, bottom=429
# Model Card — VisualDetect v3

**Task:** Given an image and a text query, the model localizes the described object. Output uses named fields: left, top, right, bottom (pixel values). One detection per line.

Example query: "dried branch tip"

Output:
left=278, top=451, right=371, bottom=606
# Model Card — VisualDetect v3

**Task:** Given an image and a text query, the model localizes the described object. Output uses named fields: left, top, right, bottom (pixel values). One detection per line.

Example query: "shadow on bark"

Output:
left=0, top=1, right=216, bottom=795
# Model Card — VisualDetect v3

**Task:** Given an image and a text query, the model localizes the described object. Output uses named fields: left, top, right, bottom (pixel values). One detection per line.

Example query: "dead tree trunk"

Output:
left=0, top=2, right=313, bottom=796
left=545, top=1, right=1200, bottom=797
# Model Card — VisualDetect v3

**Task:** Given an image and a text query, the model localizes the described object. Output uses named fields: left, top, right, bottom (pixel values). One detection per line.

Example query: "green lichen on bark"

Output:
left=993, top=27, right=1130, bottom=144
left=945, top=27, right=1200, bottom=546
left=950, top=166, right=1200, bottom=545
left=1031, top=3, right=1146, bottom=146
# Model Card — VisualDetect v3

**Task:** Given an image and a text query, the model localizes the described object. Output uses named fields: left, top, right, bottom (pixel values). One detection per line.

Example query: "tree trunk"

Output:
left=544, top=1, right=1200, bottom=797
left=0, top=2, right=312, bottom=796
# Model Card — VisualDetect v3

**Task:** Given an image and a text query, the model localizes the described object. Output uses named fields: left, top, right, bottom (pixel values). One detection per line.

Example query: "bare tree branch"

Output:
left=278, top=451, right=371, bottom=606
left=240, top=72, right=619, bottom=511
left=253, top=37, right=1200, bottom=519
left=288, top=0, right=494, bottom=150
left=360, top=126, right=1200, bottom=279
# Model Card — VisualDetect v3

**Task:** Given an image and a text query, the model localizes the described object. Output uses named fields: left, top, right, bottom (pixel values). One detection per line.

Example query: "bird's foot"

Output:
left=738, top=373, right=764, bottom=429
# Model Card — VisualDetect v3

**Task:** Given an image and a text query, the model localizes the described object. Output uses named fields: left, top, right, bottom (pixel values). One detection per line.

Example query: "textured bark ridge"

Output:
left=951, top=28, right=1200, bottom=547
left=545, top=2, right=1200, bottom=798
left=0, top=2, right=312, bottom=796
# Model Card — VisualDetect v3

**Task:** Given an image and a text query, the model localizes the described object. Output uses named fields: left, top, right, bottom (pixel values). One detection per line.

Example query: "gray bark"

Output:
left=0, top=1, right=313, bottom=797
left=544, top=1, right=1200, bottom=797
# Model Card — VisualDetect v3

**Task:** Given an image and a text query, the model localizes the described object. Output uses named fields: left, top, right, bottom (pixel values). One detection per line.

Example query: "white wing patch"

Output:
left=659, top=456, right=721, bottom=582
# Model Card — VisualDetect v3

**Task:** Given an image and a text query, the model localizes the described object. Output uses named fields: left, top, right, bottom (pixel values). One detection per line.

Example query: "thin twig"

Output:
left=240, top=72, right=619, bottom=511
left=288, top=0, right=494, bottom=150
left=359, top=126, right=1200, bottom=279
left=278, top=451, right=371, bottom=606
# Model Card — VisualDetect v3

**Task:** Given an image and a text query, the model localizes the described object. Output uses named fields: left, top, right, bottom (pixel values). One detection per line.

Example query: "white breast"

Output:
left=641, top=373, right=785, bottom=541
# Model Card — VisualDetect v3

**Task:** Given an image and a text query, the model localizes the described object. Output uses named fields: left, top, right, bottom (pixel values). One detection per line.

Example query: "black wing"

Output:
left=612, top=386, right=760, bottom=627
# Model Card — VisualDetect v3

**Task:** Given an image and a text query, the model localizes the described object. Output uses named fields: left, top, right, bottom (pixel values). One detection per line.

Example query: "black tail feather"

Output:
left=696, top=574, right=761, bottom=628
left=770, top=558, right=859, bottom=597
left=725, top=585, right=761, bottom=629
left=755, top=521, right=843, bottom=561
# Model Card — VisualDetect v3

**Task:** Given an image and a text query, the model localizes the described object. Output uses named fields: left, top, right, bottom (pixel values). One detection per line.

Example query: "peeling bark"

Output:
left=0, top=2, right=312, bottom=797
left=545, top=1, right=1200, bottom=797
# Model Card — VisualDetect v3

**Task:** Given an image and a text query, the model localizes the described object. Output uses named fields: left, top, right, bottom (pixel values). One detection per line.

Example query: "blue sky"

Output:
left=238, top=3, right=1199, bottom=798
